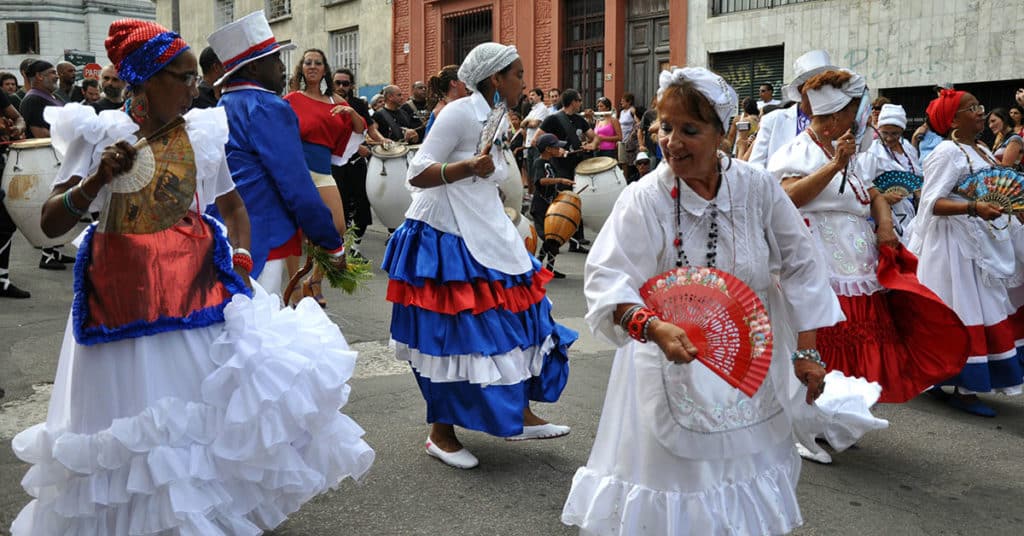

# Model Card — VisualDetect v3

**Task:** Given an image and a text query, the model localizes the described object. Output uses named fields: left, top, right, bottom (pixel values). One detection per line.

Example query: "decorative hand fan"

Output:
left=639, top=267, right=773, bottom=397
left=851, top=87, right=872, bottom=148
left=98, top=117, right=196, bottom=234
left=875, top=170, right=923, bottom=197
left=478, top=102, right=507, bottom=154
left=954, top=167, right=1024, bottom=213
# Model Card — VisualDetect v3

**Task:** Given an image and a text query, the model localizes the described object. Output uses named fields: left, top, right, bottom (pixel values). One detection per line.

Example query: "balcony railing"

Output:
left=711, top=0, right=822, bottom=17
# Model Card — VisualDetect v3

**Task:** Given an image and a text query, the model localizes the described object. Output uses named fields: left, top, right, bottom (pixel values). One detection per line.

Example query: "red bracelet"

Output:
left=232, top=252, right=254, bottom=273
left=626, top=307, right=658, bottom=343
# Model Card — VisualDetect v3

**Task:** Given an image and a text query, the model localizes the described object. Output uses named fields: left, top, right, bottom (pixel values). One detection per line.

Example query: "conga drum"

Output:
left=366, top=143, right=412, bottom=229
left=505, top=206, right=538, bottom=255
left=499, top=148, right=524, bottom=211
left=543, top=191, right=581, bottom=246
left=2, top=138, right=88, bottom=247
left=575, top=156, right=626, bottom=234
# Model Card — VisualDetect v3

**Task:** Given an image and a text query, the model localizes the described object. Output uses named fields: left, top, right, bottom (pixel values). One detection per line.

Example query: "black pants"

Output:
left=332, top=158, right=372, bottom=240
left=0, top=199, right=15, bottom=277
left=530, top=201, right=561, bottom=268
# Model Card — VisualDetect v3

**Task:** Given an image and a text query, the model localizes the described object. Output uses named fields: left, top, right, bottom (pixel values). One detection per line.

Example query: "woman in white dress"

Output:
left=866, top=104, right=922, bottom=244
left=562, top=67, right=855, bottom=535
left=909, top=89, right=1024, bottom=417
left=10, top=20, right=373, bottom=534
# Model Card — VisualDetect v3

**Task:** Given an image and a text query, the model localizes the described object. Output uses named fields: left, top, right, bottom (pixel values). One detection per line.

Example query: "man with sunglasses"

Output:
left=331, top=68, right=384, bottom=257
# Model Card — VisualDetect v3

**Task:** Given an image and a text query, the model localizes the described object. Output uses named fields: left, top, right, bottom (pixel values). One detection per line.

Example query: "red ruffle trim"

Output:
left=819, top=246, right=971, bottom=403
left=386, top=268, right=554, bottom=315
left=268, top=231, right=303, bottom=260
left=964, top=316, right=1023, bottom=358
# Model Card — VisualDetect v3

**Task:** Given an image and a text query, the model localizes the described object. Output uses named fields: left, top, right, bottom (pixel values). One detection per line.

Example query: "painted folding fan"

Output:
left=875, top=170, right=923, bottom=197
left=639, top=267, right=773, bottom=397
left=954, top=167, right=1024, bottom=213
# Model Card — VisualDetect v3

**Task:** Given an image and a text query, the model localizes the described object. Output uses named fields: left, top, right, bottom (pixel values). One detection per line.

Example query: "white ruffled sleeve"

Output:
left=183, top=107, right=234, bottom=209
left=584, top=178, right=665, bottom=346
left=766, top=134, right=816, bottom=181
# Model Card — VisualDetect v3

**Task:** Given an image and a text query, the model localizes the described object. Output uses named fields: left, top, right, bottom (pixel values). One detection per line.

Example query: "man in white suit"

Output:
left=748, top=50, right=836, bottom=169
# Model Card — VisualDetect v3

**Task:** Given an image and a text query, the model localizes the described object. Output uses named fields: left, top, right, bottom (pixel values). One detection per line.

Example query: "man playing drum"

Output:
left=529, top=133, right=575, bottom=279
left=0, top=89, right=30, bottom=298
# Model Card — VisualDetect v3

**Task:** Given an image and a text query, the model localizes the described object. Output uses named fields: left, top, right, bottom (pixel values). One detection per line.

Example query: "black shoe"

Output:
left=56, top=252, right=76, bottom=263
left=551, top=269, right=566, bottom=279
left=0, top=281, right=30, bottom=298
left=578, top=239, right=591, bottom=246
left=568, top=245, right=590, bottom=254
left=39, top=253, right=66, bottom=270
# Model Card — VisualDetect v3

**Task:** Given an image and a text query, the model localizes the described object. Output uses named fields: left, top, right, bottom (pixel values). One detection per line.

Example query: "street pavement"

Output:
left=1, top=226, right=1023, bottom=536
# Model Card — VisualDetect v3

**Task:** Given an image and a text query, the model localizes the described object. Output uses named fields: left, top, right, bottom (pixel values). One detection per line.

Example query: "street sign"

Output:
left=83, top=63, right=102, bottom=80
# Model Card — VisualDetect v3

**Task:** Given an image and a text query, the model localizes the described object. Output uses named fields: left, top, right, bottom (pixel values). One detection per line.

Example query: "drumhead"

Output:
left=371, top=144, right=409, bottom=159
left=9, top=138, right=53, bottom=149
left=575, top=156, right=618, bottom=175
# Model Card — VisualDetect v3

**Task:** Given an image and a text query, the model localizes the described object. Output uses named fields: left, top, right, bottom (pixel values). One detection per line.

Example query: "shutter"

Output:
left=709, top=46, right=785, bottom=103
left=7, top=23, right=19, bottom=55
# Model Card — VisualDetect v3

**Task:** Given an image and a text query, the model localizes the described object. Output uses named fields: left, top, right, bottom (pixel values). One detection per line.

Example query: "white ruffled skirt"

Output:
left=10, top=285, right=375, bottom=535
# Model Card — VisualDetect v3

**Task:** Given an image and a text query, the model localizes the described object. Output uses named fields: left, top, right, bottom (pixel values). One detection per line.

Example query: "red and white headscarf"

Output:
left=105, top=19, right=189, bottom=87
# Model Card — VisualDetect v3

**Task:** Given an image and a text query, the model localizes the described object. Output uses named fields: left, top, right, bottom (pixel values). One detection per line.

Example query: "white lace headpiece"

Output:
left=658, top=67, right=738, bottom=132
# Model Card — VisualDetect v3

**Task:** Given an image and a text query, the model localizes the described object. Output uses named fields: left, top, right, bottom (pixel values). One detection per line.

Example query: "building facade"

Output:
left=690, top=0, right=1024, bottom=128
left=154, top=0, right=392, bottom=98
left=1, top=0, right=155, bottom=81
left=391, top=0, right=687, bottom=110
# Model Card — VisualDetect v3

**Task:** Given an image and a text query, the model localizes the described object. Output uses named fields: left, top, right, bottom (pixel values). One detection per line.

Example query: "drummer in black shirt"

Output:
left=0, top=90, right=31, bottom=298
left=529, top=134, right=575, bottom=279
left=535, top=88, right=594, bottom=253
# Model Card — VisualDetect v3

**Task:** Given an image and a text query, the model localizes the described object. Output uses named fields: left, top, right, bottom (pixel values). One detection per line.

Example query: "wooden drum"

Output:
left=543, top=191, right=581, bottom=246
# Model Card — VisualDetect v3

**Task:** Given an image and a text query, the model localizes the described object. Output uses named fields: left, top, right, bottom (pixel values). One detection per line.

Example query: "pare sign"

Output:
left=83, top=63, right=102, bottom=80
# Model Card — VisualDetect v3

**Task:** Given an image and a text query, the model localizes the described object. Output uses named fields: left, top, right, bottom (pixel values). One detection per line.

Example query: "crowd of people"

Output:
left=0, top=9, right=1022, bottom=534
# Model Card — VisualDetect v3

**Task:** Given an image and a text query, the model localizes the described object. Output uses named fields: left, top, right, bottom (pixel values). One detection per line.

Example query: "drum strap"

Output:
left=553, top=112, right=581, bottom=150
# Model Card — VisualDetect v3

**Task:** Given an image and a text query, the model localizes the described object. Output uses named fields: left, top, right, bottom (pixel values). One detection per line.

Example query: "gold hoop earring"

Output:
left=950, top=128, right=961, bottom=143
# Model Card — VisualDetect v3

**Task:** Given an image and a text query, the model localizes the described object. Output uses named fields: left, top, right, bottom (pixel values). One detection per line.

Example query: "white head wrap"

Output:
left=657, top=67, right=738, bottom=133
left=804, top=69, right=867, bottom=116
left=457, top=43, right=519, bottom=89
left=877, top=103, right=907, bottom=130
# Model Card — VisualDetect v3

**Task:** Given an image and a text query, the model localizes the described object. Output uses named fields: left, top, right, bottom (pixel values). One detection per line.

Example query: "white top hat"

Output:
left=782, top=50, right=837, bottom=103
left=207, top=10, right=295, bottom=86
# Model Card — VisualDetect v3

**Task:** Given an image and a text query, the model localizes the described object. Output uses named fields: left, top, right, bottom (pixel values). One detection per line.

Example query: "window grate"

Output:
left=709, top=46, right=784, bottom=103
left=443, top=8, right=493, bottom=67
left=562, top=0, right=605, bottom=106
left=711, top=0, right=822, bottom=17
left=266, top=0, right=291, bottom=20
left=215, top=0, right=234, bottom=28
left=331, top=28, right=360, bottom=80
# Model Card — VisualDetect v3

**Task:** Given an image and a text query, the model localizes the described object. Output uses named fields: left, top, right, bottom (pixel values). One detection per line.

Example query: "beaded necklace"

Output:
left=952, top=140, right=999, bottom=174
left=883, top=139, right=917, bottom=175
left=672, top=161, right=724, bottom=269
left=805, top=128, right=871, bottom=205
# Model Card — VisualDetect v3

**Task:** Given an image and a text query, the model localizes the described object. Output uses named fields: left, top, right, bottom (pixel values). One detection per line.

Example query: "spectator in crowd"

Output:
left=912, top=82, right=955, bottom=160
left=423, top=64, right=466, bottom=138
left=637, top=95, right=659, bottom=170
left=193, top=46, right=223, bottom=109
left=370, top=93, right=385, bottom=115
left=11, top=58, right=38, bottom=110
left=404, top=80, right=430, bottom=138
left=987, top=107, right=1023, bottom=167
left=19, top=60, right=61, bottom=139
left=53, top=61, right=82, bottom=103
left=1, top=72, right=18, bottom=101
left=375, top=85, right=420, bottom=143
left=1009, top=104, right=1024, bottom=137
left=589, top=96, right=622, bottom=159
left=727, top=97, right=760, bottom=158
left=91, top=64, right=126, bottom=112
left=547, top=87, right=561, bottom=113
left=633, top=150, right=651, bottom=178
left=521, top=87, right=550, bottom=185
left=756, top=82, right=781, bottom=110
left=870, top=96, right=891, bottom=129
left=79, top=78, right=100, bottom=104
left=618, top=92, right=639, bottom=179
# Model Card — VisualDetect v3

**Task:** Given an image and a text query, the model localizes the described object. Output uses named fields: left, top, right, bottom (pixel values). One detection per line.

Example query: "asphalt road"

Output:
left=1, top=226, right=1022, bottom=536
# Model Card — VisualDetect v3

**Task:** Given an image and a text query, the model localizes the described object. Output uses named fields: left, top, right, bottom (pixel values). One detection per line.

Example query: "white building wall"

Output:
left=688, top=0, right=1020, bottom=91
left=1, top=0, right=156, bottom=82
left=158, top=0, right=392, bottom=96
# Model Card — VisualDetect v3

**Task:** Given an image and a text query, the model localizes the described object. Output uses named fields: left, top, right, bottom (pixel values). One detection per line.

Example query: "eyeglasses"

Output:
left=957, top=104, right=985, bottom=114
left=334, top=80, right=352, bottom=87
left=303, top=60, right=324, bottom=66
left=162, top=70, right=198, bottom=87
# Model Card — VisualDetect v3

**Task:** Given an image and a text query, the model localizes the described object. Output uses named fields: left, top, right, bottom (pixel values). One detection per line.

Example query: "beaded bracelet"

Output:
left=232, top=252, right=254, bottom=273
left=626, top=307, right=658, bottom=343
left=966, top=200, right=977, bottom=218
left=641, top=315, right=658, bottom=343
left=62, top=190, right=86, bottom=217
left=791, top=348, right=826, bottom=368
left=618, top=304, right=644, bottom=332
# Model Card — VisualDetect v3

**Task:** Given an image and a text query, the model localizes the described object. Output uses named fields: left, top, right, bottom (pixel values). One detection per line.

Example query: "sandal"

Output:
left=301, top=278, right=327, bottom=308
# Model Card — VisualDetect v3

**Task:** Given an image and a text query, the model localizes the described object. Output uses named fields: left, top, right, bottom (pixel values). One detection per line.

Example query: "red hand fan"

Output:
left=639, top=267, right=773, bottom=397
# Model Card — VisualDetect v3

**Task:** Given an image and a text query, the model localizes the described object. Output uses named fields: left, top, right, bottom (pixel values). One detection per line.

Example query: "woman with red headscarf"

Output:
left=9, top=19, right=373, bottom=535
left=909, top=90, right=1024, bottom=417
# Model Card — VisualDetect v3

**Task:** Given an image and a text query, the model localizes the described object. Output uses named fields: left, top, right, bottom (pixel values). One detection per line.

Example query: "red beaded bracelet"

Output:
left=232, top=252, right=254, bottom=273
left=626, top=307, right=658, bottom=343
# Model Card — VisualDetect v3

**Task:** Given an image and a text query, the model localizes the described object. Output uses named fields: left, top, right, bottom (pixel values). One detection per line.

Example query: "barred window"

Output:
left=214, top=0, right=234, bottom=28
left=330, top=28, right=359, bottom=79
left=443, top=8, right=493, bottom=66
left=711, top=0, right=822, bottom=17
left=266, top=0, right=291, bottom=20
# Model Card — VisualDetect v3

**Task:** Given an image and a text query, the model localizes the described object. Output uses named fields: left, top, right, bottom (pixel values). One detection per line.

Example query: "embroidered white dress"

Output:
left=10, top=104, right=375, bottom=535
left=909, top=141, right=1024, bottom=394
left=561, top=159, right=885, bottom=535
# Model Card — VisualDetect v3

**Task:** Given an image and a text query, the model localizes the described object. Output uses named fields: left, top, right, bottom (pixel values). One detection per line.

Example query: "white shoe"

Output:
left=506, top=423, right=571, bottom=441
left=796, top=442, right=832, bottom=464
left=425, top=436, right=479, bottom=469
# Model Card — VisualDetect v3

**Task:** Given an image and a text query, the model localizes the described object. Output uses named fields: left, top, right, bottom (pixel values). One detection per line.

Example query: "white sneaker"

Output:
left=425, top=436, right=479, bottom=469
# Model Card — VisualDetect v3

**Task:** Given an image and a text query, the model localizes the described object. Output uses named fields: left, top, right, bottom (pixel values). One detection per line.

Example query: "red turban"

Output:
left=105, top=19, right=189, bottom=87
left=925, top=89, right=966, bottom=137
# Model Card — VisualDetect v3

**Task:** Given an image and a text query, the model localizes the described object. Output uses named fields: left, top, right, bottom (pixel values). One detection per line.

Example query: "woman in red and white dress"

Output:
left=768, top=70, right=969, bottom=421
left=909, top=89, right=1024, bottom=417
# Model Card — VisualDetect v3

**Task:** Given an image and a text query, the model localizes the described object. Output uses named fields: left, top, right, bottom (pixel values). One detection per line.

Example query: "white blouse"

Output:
left=405, top=92, right=532, bottom=275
